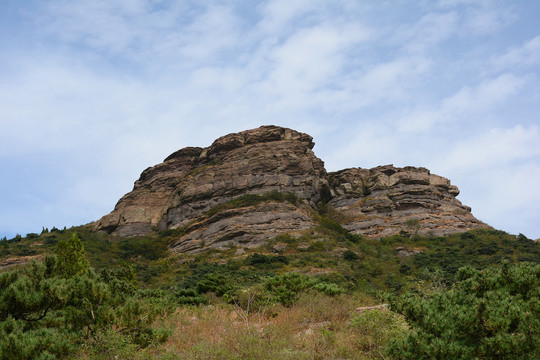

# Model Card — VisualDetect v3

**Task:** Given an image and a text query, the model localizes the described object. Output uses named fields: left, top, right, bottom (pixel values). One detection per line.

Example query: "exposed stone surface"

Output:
left=96, top=125, right=489, bottom=252
left=0, top=255, right=43, bottom=270
left=172, top=202, right=314, bottom=253
left=96, top=126, right=326, bottom=247
left=97, top=147, right=203, bottom=237
left=395, top=246, right=423, bottom=257
left=327, top=165, right=487, bottom=238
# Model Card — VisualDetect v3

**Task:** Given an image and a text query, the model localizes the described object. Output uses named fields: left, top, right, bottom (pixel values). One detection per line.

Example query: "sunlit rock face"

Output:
left=96, top=125, right=488, bottom=252
left=327, top=165, right=487, bottom=238
left=96, top=126, right=326, bottom=243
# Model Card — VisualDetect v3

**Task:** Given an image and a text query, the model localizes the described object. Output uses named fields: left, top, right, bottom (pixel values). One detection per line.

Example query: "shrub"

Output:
left=404, top=218, right=421, bottom=237
left=0, top=317, right=75, bottom=360
left=118, top=236, right=169, bottom=260
left=206, top=191, right=301, bottom=217
left=0, top=238, right=172, bottom=359
left=388, top=262, right=540, bottom=359
left=312, top=282, right=343, bottom=296
left=266, top=273, right=318, bottom=306
left=196, top=273, right=235, bottom=297
left=350, top=309, right=407, bottom=354
left=265, top=273, right=343, bottom=306
left=318, top=217, right=362, bottom=243
left=343, top=250, right=359, bottom=261
left=173, top=288, right=207, bottom=305
left=246, top=253, right=289, bottom=267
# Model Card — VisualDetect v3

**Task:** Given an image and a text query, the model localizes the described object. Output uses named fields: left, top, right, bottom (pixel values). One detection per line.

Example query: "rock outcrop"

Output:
left=327, top=165, right=486, bottom=238
left=0, top=255, right=43, bottom=270
left=96, top=125, right=489, bottom=252
left=97, top=126, right=326, bottom=251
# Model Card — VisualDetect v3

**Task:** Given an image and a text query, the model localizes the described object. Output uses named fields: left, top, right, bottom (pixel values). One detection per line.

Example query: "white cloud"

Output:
left=0, top=57, right=151, bottom=155
left=394, top=10, right=459, bottom=53
left=440, top=125, right=540, bottom=172
left=436, top=0, right=516, bottom=34
left=449, top=161, right=540, bottom=239
left=424, top=124, right=540, bottom=238
left=398, top=73, right=527, bottom=132
left=261, top=23, right=369, bottom=103
left=36, top=1, right=246, bottom=70
left=462, top=6, right=515, bottom=34
left=493, top=35, right=540, bottom=70
left=442, top=73, right=526, bottom=113
left=176, top=4, right=245, bottom=63
left=257, top=0, right=314, bottom=31
left=351, top=56, right=432, bottom=105
left=1, top=0, right=539, bottom=240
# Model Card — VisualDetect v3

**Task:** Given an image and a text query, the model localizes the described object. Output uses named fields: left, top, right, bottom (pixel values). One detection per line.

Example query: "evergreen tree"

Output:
left=54, top=233, right=89, bottom=278
left=0, top=233, right=170, bottom=359
left=388, top=262, right=540, bottom=359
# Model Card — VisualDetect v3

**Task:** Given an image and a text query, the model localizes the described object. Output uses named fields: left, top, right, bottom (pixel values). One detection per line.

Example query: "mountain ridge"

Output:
left=96, top=125, right=489, bottom=251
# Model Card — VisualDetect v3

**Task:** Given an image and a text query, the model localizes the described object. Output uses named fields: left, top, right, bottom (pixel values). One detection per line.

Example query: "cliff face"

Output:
left=96, top=126, right=326, bottom=251
left=327, top=166, right=485, bottom=238
left=96, top=125, right=488, bottom=252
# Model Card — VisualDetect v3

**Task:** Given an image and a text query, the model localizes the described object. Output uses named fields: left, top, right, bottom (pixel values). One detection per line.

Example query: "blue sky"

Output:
left=1, top=0, right=539, bottom=240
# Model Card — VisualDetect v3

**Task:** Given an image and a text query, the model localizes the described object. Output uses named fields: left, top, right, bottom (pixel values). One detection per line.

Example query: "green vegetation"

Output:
left=205, top=190, right=301, bottom=217
left=55, top=233, right=89, bottom=278
left=0, top=243, right=172, bottom=359
left=265, top=272, right=344, bottom=306
left=1, top=218, right=539, bottom=358
left=388, top=261, right=540, bottom=359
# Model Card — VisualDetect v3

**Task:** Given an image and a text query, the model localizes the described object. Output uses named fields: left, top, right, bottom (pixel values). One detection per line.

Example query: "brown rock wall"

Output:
left=172, top=202, right=315, bottom=253
left=96, top=125, right=490, bottom=250
left=327, top=165, right=487, bottom=238
left=96, top=126, right=326, bottom=238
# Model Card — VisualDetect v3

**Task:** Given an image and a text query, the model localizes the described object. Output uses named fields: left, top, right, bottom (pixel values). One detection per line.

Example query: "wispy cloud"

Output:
left=1, top=0, right=539, bottom=239
left=493, top=35, right=540, bottom=70
left=397, top=73, right=527, bottom=132
left=434, top=125, right=540, bottom=237
left=440, top=125, right=540, bottom=172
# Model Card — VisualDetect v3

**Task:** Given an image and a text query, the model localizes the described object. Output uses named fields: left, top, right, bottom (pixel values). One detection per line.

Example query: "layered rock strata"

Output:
left=97, top=126, right=326, bottom=249
left=172, top=202, right=315, bottom=253
left=327, top=166, right=486, bottom=237
left=96, top=125, right=489, bottom=252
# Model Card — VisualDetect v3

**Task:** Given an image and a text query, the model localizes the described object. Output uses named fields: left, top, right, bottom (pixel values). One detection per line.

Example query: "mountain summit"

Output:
left=96, top=125, right=488, bottom=252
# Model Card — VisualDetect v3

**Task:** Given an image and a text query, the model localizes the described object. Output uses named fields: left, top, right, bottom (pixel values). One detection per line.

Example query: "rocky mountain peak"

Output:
left=96, top=125, right=489, bottom=251
left=204, top=125, right=315, bottom=159
left=97, top=126, right=325, bottom=239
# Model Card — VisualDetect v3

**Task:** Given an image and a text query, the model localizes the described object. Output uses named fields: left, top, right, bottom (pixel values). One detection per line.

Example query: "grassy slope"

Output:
left=1, top=198, right=539, bottom=359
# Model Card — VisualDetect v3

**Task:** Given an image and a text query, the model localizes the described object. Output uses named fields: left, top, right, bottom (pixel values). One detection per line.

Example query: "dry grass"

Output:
left=75, top=291, right=405, bottom=360
left=150, top=292, right=403, bottom=360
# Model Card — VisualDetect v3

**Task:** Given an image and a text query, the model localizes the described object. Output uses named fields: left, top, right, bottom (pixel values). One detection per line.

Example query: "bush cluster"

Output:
left=206, top=191, right=301, bottom=217
left=388, top=261, right=540, bottom=359
left=0, top=234, right=172, bottom=359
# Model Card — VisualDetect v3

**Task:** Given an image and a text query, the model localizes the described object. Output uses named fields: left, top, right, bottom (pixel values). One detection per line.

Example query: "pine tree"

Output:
left=388, top=262, right=540, bottom=359
left=54, top=233, right=89, bottom=278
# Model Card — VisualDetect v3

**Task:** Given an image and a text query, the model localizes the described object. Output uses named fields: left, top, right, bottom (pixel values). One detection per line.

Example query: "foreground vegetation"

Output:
left=1, top=204, right=540, bottom=359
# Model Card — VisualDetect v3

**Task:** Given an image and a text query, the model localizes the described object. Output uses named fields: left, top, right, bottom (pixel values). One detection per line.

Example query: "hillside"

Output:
left=1, top=126, right=539, bottom=359
left=1, top=222, right=539, bottom=359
